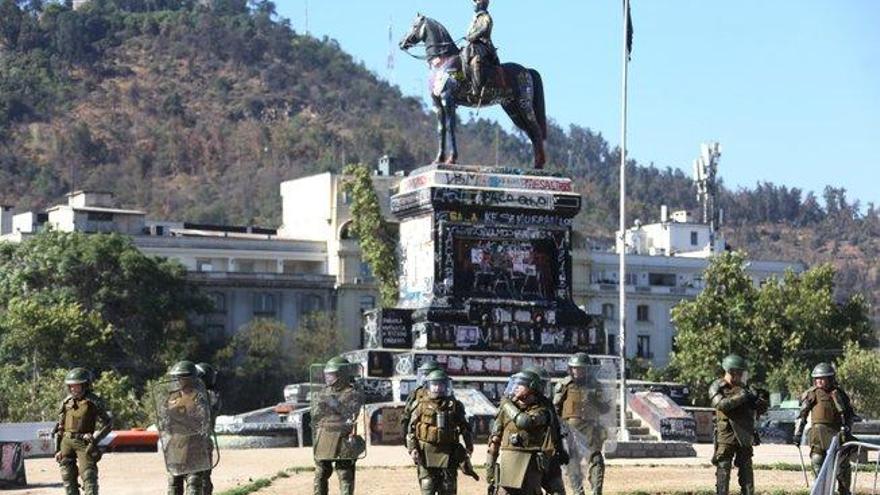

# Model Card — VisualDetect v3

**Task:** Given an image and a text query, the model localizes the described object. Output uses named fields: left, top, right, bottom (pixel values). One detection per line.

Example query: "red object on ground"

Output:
left=105, top=429, right=159, bottom=450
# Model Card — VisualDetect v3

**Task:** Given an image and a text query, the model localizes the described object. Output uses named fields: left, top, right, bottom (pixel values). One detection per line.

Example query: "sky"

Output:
left=275, top=1, right=880, bottom=206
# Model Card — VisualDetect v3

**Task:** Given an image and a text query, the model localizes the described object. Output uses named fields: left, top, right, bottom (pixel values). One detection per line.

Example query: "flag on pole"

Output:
left=624, top=0, right=634, bottom=60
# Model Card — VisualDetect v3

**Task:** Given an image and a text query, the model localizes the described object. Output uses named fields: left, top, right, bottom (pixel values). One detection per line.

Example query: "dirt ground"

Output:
left=10, top=444, right=878, bottom=494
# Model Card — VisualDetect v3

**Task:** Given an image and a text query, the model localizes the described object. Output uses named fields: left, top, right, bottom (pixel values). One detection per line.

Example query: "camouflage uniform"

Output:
left=407, top=369, right=476, bottom=495
left=313, top=357, right=364, bottom=495
left=54, top=368, right=113, bottom=495
left=794, top=363, right=855, bottom=495
left=709, top=355, right=768, bottom=495
left=553, top=355, right=609, bottom=495
left=488, top=371, right=554, bottom=495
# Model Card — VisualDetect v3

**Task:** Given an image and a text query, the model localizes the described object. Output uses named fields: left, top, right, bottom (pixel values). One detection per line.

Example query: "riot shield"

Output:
left=153, top=376, right=214, bottom=476
left=309, top=362, right=367, bottom=462
left=562, top=360, right=619, bottom=490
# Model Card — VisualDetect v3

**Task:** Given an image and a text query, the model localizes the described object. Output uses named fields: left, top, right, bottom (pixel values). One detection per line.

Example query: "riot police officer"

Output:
left=164, top=360, right=212, bottom=495
left=312, top=356, right=365, bottom=495
left=402, top=359, right=442, bottom=440
left=794, top=362, right=855, bottom=495
left=196, top=362, right=221, bottom=495
left=54, top=368, right=113, bottom=495
left=524, top=365, right=568, bottom=495
left=709, top=354, right=768, bottom=495
left=554, top=353, right=609, bottom=495
left=407, top=369, right=476, bottom=495
left=487, top=370, right=554, bottom=495
left=463, top=0, right=498, bottom=97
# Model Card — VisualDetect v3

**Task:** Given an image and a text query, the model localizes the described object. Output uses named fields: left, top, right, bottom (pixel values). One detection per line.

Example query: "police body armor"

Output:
left=413, top=396, right=470, bottom=470
left=154, top=377, right=214, bottom=476
left=709, top=379, right=757, bottom=447
left=495, top=398, right=552, bottom=489
left=310, top=363, right=367, bottom=462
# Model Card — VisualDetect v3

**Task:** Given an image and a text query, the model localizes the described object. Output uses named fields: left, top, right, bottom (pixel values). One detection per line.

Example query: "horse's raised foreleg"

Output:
left=433, top=95, right=446, bottom=163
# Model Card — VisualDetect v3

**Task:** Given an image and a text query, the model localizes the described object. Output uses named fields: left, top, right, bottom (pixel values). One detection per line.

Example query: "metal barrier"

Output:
left=813, top=439, right=880, bottom=495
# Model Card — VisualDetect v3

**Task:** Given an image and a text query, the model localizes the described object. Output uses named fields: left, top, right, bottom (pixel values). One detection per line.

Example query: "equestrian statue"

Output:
left=400, top=0, right=548, bottom=168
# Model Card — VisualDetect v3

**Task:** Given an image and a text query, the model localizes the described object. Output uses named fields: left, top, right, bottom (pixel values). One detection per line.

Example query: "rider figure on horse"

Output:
left=463, top=0, right=498, bottom=98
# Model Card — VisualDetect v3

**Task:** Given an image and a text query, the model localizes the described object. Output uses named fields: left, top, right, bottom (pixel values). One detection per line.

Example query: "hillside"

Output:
left=1, top=1, right=878, bottom=321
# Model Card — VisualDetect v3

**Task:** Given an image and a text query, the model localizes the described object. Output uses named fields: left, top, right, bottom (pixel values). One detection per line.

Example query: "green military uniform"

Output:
left=407, top=369, right=475, bottom=495
left=54, top=368, right=112, bottom=495
left=794, top=363, right=855, bottom=495
left=164, top=361, right=212, bottom=495
left=553, top=354, right=610, bottom=495
left=524, top=366, right=568, bottom=495
left=196, top=362, right=221, bottom=495
left=313, top=357, right=365, bottom=495
left=401, top=360, right=442, bottom=442
left=488, top=371, right=554, bottom=495
left=709, top=355, right=768, bottom=495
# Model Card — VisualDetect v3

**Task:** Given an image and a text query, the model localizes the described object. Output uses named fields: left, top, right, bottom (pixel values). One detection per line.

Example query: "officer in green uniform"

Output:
left=524, top=366, right=568, bottom=495
left=54, top=368, right=113, bottom=495
left=553, top=353, right=609, bottom=495
left=402, top=359, right=442, bottom=440
left=487, top=370, right=554, bottom=495
left=407, top=369, right=476, bottom=495
left=165, top=360, right=211, bottom=495
left=312, top=356, right=364, bottom=495
left=196, top=362, right=221, bottom=495
left=709, top=354, right=768, bottom=495
left=793, top=362, right=855, bottom=495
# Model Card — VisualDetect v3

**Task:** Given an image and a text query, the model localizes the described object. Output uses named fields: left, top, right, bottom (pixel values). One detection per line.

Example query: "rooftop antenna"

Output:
left=693, top=141, right=722, bottom=238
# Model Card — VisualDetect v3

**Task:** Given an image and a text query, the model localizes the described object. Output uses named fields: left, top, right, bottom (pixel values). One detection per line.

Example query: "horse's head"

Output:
left=399, top=13, right=427, bottom=51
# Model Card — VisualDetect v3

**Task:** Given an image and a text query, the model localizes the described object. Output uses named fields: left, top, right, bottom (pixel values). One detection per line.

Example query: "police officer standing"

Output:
left=524, top=366, right=568, bottom=495
left=54, top=368, right=113, bottom=495
left=709, top=354, right=768, bottom=495
left=402, top=359, right=442, bottom=440
left=554, top=353, right=609, bottom=495
left=463, top=0, right=498, bottom=97
left=407, top=369, right=476, bottom=495
left=196, top=362, right=221, bottom=495
left=312, top=356, right=365, bottom=495
left=794, top=362, right=855, bottom=495
left=164, top=361, right=212, bottom=495
left=487, top=370, right=554, bottom=495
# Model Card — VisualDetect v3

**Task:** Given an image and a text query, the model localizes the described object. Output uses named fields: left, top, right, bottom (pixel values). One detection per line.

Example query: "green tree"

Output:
left=836, top=342, right=880, bottom=419
left=670, top=251, right=873, bottom=404
left=291, top=311, right=343, bottom=381
left=215, top=318, right=295, bottom=413
left=0, top=365, right=65, bottom=423
left=341, top=163, right=398, bottom=306
left=0, top=231, right=210, bottom=384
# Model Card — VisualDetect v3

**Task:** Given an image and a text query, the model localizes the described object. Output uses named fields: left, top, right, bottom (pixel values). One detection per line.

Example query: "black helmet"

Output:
left=195, top=362, right=218, bottom=389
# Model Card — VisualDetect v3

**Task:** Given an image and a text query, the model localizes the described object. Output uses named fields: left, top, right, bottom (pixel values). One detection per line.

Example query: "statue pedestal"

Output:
left=387, top=163, right=603, bottom=355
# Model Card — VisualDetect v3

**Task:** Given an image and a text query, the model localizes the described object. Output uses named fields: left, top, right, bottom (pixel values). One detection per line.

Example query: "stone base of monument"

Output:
left=605, top=440, right=697, bottom=459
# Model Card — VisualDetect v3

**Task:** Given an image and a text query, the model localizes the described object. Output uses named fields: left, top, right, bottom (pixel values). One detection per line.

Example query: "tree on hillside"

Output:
left=670, top=251, right=874, bottom=404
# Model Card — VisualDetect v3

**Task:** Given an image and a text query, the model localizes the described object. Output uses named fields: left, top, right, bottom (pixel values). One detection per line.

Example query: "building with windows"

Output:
left=572, top=207, right=799, bottom=367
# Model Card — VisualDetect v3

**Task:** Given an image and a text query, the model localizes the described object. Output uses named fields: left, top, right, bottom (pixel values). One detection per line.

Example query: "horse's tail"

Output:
left=530, top=69, right=547, bottom=140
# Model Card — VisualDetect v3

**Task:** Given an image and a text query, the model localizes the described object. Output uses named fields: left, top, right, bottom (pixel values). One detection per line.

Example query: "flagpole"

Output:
left=618, top=0, right=630, bottom=443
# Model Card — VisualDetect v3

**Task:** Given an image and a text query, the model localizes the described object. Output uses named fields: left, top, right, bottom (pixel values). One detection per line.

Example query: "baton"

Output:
left=796, top=444, right=811, bottom=487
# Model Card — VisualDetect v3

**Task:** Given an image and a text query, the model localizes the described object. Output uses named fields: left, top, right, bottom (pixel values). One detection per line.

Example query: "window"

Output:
left=601, top=303, right=615, bottom=319
left=237, top=260, right=255, bottom=273
left=359, top=262, right=374, bottom=282
left=197, top=259, right=214, bottom=272
left=637, top=335, right=652, bottom=359
left=86, top=211, right=113, bottom=222
left=607, top=334, right=617, bottom=355
left=253, top=292, right=276, bottom=315
left=359, top=295, right=376, bottom=312
left=648, top=273, right=676, bottom=287
left=636, top=304, right=650, bottom=322
left=302, top=294, right=324, bottom=314
left=208, top=292, right=226, bottom=313
left=690, top=231, right=699, bottom=246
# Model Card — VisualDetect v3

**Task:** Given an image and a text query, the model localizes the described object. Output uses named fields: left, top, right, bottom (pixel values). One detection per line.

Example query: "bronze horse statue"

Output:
left=400, top=14, right=547, bottom=168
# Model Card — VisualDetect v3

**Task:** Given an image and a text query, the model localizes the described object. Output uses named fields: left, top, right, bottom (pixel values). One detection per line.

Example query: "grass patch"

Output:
left=217, top=467, right=297, bottom=495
